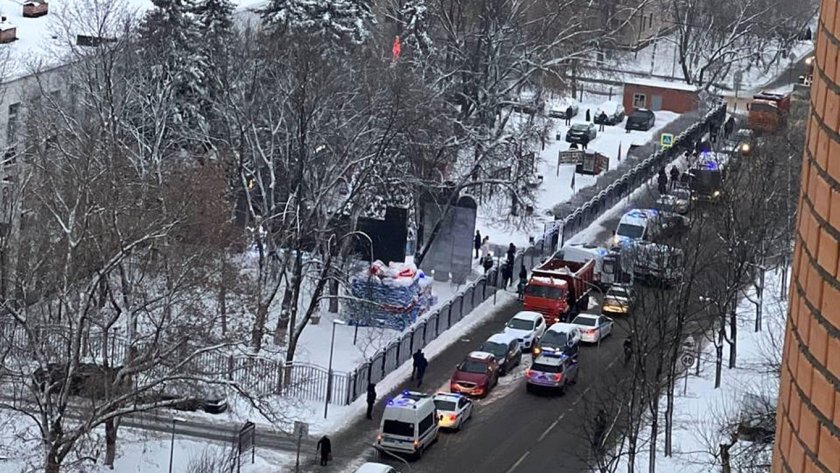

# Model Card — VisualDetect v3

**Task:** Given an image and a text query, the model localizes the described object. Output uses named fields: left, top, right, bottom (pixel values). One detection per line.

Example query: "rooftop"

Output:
left=0, top=0, right=263, bottom=83
left=512, top=311, right=543, bottom=322
left=624, top=77, right=699, bottom=92
left=467, top=351, right=494, bottom=361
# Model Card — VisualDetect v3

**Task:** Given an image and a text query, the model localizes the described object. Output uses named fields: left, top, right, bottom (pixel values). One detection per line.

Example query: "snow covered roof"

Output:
left=624, top=77, right=698, bottom=93
left=468, top=351, right=495, bottom=361
left=0, top=0, right=263, bottom=83
left=513, top=311, right=543, bottom=322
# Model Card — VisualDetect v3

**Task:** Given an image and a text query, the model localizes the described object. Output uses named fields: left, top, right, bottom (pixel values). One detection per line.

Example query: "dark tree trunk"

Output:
left=729, top=304, right=737, bottom=369
left=105, top=418, right=118, bottom=468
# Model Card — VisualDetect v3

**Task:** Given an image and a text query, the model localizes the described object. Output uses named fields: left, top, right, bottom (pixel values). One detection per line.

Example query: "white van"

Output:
left=377, top=391, right=439, bottom=458
left=614, top=209, right=660, bottom=246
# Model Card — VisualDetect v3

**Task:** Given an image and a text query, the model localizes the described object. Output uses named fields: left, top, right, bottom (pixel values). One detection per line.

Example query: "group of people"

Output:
left=657, top=164, right=691, bottom=195
left=474, top=231, right=525, bottom=290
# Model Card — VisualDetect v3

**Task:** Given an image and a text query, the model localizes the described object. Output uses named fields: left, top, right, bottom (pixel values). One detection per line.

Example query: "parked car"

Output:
left=549, top=98, right=580, bottom=119
left=450, top=351, right=501, bottom=397
left=595, top=101, right=625, bottom=125
left=569, top=313, right=614, bottom=343
left=656, top=188, right=690, bottom=214
left=33, top=362, right=130, bottom=399
left=354, top=463, right=401, bottom=473
left=478, top=332, right=523, bottom=375
left=565, top=123, right=597, bottom=145
left=625, top=108, right=656, bottom=131
left=525, top=352, right=579, bottom=394
left=433, top=392, right=473, bottom=431
left=503, top=311, right=548, bottom=351
left=602, top=285, right=634, bottom=315
left=533, top=323, right=581, bottom=358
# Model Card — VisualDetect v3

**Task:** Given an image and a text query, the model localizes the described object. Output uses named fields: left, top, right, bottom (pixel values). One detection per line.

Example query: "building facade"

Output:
left=772, top=0, right=840, bottom=470
left=622, top=79, right=698, bottom=114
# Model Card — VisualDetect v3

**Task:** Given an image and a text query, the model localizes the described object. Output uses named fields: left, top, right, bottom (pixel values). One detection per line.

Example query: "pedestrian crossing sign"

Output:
left=660, top=133, right=674, bottom=149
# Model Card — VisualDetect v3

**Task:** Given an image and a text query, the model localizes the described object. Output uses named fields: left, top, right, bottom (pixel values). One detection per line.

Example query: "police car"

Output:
left=433, top=392, right=473, bottom=431
left=613, top=209, right=660, bottom=246
left=525, top=352, right=579, bottom=395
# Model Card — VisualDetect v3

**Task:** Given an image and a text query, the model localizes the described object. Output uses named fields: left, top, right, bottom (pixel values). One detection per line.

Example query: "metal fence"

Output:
left=0, top=104, right=726, bottom=407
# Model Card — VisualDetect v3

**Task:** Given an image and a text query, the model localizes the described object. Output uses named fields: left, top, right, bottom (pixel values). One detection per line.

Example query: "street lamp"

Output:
left=324, top=318, right=347, bottom=419
left=168, top=416, right=186, bottom=473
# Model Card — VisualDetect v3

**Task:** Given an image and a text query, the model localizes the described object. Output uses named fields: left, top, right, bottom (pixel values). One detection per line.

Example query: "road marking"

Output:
left=606, top=358, right=618, bottom=370
left=572, top=386, right=592, bottom=406
left=538, top=419, right=560, bottom=442
left=505, top=451, right=531, bottom=473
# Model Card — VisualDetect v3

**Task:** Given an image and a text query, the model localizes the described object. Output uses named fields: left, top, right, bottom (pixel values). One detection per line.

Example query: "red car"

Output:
left=449, top=351, right=500, bottom=398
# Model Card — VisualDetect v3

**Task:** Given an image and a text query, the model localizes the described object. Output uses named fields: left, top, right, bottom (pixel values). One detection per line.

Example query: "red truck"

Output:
left=747, top=91, right=791, bottom=134
left=523, top=256, right=595, bottom=325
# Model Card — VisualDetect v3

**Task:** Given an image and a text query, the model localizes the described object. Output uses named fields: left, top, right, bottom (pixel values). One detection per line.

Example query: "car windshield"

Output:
left=570, top=124, right=588, bottom=132
left=507, top=318, right=535, bottom=330
left=572, top=317, right=597, bottom=326
left=524, top=285, right=565, bottom=299
left=607, top=288, right=629, bottom=298
left=531, top=362, right=561, bottom=373
left=616, top=223, right=644, bottom=239
left=434, top=400, right=457, bottom=412
left=479, top=341, right=508, bottom=358
left=630, top=112, right=649, bottom=120
left=383, top=420, right=414, bottom=437
left=690, top=169, right=723, bottom=189
left=540, top=330, right=568, bottom=348
left=459, top=360, right=489, bottom=374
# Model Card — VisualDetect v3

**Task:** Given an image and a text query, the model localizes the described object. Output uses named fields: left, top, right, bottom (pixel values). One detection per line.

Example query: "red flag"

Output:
left=392, top=36, right=401, bottom=60
left=617, top=142, right=622, bottom=162
left=570, top=171, right=576, bottom=191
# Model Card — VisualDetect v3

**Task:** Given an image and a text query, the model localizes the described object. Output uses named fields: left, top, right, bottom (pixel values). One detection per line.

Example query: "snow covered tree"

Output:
left=260, top=0, right=375, bottom=46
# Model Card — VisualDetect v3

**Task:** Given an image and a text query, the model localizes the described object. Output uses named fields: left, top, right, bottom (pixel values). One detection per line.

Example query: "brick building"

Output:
left=622, top=78, right=699, bottom=114
left=772, top=0, right=840, bottom=470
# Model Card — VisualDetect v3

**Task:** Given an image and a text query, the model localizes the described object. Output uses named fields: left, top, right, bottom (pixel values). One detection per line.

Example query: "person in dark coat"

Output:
left=416, top=353, right=429, bottom=387
left=482, top=254, right=494, bottom=273
left=657, top=169, right=668, bottom=195
left=517, top=264, right=528, bottom=300
left=565, top=105, right=574, bottom=126
left=598, top=112, right=607, bottom=131
left=506, top=243, right=516, bottom=265
left=669, top=166, right=680, bottom=190
left=317, top=435, right=332, bottom=466
left=474, top=230, right=482, bottom=259
left=585, top=108, right=591, bottom=122
left=411, top=349, right=423, bottom=380
left=501, top=262, right=513, bottom=288
left=366, top=383, right=376, bottom=420
left=680, top=171, right=690, bottom=186
left=723, top=116, right=735, bottom=139
left=581, top=137, right=589, bottom=150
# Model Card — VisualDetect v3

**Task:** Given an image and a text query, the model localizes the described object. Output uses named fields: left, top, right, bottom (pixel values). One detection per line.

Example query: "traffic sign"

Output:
left=680, top=353, right=695, bottom=368
left=660, top=133, right=674, bottom=149
left=293, top=421, right=309, bottom=438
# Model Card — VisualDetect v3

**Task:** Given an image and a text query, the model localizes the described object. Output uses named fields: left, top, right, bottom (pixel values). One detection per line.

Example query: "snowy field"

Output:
left=618, top=268, right=788, bottom=472
left=474, top=97, right=679, bottom=249
left=0, top=410, right=288, bottom=473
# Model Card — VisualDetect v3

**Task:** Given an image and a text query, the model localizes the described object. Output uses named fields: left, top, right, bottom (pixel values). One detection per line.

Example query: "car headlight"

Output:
left=741, top=144, right=750, bottom=153
left=713, top=190, right=721, bottom=197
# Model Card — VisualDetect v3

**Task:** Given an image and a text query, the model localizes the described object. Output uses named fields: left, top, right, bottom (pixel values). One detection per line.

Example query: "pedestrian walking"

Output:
left=669, top=166, right=680, bottom=191
left=482, top=254, right=494, bottom=273
left=723, top=116, right=735, bottom=139
left=502, top=261, right=513, bottom=288
left=709, top=124, right=718, bottom=143
left=479, top=236, right=490, bottom=260
left=519, top=264, right=527, bottom=282
left=411, top=349, right=422, bottom=379
left=585, top=108, right=591, bottom=122
left=657, top=168, right=668, bottom=195
left=317, top=435, right=332, bottom=466
left=598, top=112, right=607, bottom=131
left=506, top=242, right=516, bottom=266
left=416, top=353, right=428, bottom=387
left=564, top=105, right=573, bottom=126
left=593, top=410, right=607, bottom=455
left=366, top=383, right=376, bottom=420
left=474, top=230, right=482, bottom=259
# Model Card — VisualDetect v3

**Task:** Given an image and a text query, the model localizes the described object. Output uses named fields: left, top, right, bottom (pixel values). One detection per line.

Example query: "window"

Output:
left=6, top=103, right=20, bottom=145
left=418, top=413, right=434, bottom=435
left=531, top=362, right=561, bottom=373
left=541, top=330, right=569, bottom=349
left=383, top=420, right=414, bottom=437
left=616, top=223, right=645, bottom=239
left=633, top=93, right=646, bottom=108
left=434, top=400, right=456, bottom=411
left=524, top=285, right=565, bottom=299
left=458, top=360, right=489, bottom=374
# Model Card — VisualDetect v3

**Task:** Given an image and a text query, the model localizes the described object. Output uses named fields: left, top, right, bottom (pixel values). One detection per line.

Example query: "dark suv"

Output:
left=479, top=332, right=523, bottom=375
left=625, top=109, right=656, bottom=131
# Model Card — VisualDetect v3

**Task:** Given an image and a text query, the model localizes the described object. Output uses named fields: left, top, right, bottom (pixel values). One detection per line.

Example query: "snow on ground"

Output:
left=284, top=291, right=520, bottom=436
left=614, top=34, right=815, bottom=93
left=0, top=409, right=288, bottom=473
left=475, top=98, right=679, bottom=249
left=619, top=268, right=788, bottom=472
